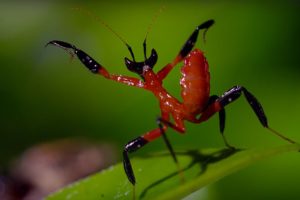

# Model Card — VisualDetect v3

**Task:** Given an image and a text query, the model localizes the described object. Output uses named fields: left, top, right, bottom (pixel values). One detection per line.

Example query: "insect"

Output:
left=47, top=19, right=295, bottom=186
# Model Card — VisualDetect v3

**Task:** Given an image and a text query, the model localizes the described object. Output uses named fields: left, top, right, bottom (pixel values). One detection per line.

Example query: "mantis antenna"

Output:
left=143, top=5, right=165, bottom=59
left=72, top=7, right=136, bottom=61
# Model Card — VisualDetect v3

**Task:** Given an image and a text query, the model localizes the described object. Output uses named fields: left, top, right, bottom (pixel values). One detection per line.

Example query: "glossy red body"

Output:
left=118, top=49, right=218, bottom=142
left=48, top=18, right=297, bottom=186
left=180, top=49, right=210, bottom=117
left=96, top=48, right=221, bottom=142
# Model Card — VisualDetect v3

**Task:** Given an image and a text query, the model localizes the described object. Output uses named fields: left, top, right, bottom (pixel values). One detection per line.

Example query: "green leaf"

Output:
left=46, top=144, right=300, bottom=200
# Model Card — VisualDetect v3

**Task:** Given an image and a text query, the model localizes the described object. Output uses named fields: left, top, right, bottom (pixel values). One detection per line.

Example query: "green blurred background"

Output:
left=1, top=0, right=300, bottom=199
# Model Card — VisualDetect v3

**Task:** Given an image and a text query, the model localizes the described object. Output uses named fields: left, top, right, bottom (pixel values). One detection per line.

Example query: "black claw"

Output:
left=197, top=19, right=214, bottom=30
left=46, top=40, right=75, bottom=49
left=179, top=19, right=214, bottom=58
left=46, top=40, right=103, bottom=74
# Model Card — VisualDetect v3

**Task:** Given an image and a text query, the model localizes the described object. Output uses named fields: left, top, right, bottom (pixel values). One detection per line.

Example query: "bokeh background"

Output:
left=1, top=0, right=300, bottom=199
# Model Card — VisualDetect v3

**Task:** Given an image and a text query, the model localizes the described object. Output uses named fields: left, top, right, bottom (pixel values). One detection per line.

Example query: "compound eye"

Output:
left=124, top=48, right=158, bottom=77
left=145, top=49, right=158, bottom=69
left=125, top=57, right=143, bottom=75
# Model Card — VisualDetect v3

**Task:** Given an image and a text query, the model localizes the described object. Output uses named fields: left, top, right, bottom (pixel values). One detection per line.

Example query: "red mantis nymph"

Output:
left=47, top=18, right=295, bottom=186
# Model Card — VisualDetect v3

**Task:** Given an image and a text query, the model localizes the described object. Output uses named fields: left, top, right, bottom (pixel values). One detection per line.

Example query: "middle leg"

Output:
left=197, top=85, right=296, bottom=146
left=203, top=95, right=233, bottom=148
left=123, top=115, right=186, bottom=185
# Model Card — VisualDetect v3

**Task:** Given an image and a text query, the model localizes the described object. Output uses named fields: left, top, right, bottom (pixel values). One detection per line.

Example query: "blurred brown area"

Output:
left=0, top=138, right=117, bottom=200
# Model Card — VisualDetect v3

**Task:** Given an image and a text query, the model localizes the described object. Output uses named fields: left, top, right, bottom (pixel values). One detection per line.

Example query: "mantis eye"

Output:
left=124, top=49, right=158, bottom=77
left=124, top=58, right=144, bottom=76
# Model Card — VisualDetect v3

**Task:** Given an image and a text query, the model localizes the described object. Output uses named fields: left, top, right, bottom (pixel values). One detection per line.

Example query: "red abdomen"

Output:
left=180, top=49, right=210, bottom=115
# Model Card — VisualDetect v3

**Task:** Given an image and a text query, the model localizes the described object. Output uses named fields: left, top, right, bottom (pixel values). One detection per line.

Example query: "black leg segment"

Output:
left=218, top=85, right=296, bottom=144
left=157, top=117, right=185, bottom=183
left=219, top=108, right=226, bottom=134
left=47, top=40, right=103, bottom=73
left=218, top=108, right=234, bottom=148
left=157, top=118, right=178, bottom=164
left=179, top=19, right=214, bottom=58
left=123, top=137, right=148, bottom=185
left=242, top=88, right=268, bottom=127
left=206, top=95, right=226, bottom=133
left=219, top=85, right=268, bottom=128
left=206, top=95, right=232, bottom=148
